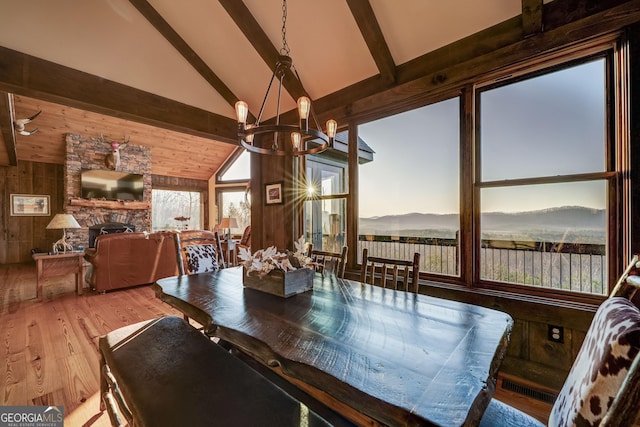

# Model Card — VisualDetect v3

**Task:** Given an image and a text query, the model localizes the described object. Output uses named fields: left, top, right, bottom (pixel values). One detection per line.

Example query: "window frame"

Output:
left=346, top=34, right=628, bottom=304
left=302, top=155, right=349, bottom=252
left=215, top=185, right=251, bottom=234
left=151, top=188, right=205, bottom=231
left=472, top=41, right=620, bottom=301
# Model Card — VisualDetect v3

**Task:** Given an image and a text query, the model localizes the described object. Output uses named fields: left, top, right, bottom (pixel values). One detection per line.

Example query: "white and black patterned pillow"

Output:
left=549, top=297, right=640, bottom=427
left=184, top=244, right=219, bottom=274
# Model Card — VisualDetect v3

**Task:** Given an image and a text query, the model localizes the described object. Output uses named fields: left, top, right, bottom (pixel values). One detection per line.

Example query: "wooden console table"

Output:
left=32, top=251, right=85, bottom=301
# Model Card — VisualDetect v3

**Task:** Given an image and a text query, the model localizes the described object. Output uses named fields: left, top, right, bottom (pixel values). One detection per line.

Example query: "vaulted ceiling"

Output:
left=0, top=0, right=635, bottom=180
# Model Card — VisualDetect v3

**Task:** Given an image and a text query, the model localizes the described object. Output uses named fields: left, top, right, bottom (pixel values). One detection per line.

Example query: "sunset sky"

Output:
left=358, top=58, right=606, bottom=217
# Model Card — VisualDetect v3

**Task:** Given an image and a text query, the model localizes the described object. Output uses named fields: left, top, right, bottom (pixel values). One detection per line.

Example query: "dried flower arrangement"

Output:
left=238, top=236, right=314, bottom=278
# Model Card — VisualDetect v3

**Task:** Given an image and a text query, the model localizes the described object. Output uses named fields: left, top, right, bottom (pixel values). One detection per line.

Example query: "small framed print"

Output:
left=10, top=194, right=51, bottom=216
left=265, top=182, right=283, bottom=205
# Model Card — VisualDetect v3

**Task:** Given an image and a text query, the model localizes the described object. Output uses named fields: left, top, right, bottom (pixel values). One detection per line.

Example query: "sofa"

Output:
left=85, top=231, right=179, bottom=292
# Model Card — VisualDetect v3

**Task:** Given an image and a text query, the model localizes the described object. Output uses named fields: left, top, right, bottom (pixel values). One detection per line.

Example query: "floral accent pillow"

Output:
left=184, top=244, right=219, bottom=274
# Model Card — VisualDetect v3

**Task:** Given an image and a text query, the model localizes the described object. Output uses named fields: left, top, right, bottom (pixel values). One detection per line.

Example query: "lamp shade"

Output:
left=219, top=217, right=238, bottom=229
left=46, top=214, right=81, bottom=230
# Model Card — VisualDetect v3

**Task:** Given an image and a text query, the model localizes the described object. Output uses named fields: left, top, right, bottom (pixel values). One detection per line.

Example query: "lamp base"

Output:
left=52, top=237, right=73, bottom=254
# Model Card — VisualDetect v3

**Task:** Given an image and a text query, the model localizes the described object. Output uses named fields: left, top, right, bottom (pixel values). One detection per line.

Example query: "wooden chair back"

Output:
left=307, top=245, right=348, bottom=279
left=174, top=230, right=225, bottom=275
left=360, top=248, right=420, bottom=293
left=238, top=226, right=251, bottom=248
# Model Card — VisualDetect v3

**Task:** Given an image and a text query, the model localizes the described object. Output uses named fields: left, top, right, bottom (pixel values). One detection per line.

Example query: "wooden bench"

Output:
left=99, top=316, right=337, bottom=427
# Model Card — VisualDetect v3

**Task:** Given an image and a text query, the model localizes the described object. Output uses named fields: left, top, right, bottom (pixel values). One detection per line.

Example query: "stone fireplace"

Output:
left=64, top=133, right=152, bottom=248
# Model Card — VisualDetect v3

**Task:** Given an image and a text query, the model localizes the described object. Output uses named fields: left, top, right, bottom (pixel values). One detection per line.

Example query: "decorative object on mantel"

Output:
left=46, top=213, right=81, bottom=253
left=96, top=133, right=129, bottom=170
left=238, top=237, right=315, bottom=298
left=234, top=0, right=337, bottom=157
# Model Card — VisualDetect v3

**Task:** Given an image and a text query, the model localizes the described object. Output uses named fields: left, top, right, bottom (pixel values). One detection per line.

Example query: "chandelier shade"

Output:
left=235, top=1, right=337, bottom=156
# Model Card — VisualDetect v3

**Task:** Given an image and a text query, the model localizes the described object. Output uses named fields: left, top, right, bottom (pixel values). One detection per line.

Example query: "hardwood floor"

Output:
left=0, top=263, right=553, bottom=426
left=0, top=263, right=183, bottom=427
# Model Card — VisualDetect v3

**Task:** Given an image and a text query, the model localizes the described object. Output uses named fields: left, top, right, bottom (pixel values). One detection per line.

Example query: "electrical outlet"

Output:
left=548, top=325, right=564, bottom=343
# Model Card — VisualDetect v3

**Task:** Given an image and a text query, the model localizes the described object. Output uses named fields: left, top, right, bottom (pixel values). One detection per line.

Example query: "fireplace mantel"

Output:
left=69, top=197, right=150, bottom=210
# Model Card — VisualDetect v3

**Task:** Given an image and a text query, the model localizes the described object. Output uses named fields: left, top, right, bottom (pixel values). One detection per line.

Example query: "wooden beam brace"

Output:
left=522, top=0, right=544, bottom=37
left=0, top=92, right=17, bottom=166
left=0, top=46, right=237, bottom=144
left=345, top=0, right=396, bottom=84
left=218, top=0, right=307, bottom=102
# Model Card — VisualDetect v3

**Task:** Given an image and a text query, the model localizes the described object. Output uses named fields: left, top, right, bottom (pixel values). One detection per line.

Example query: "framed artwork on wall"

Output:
left=10, top=194, right=50, bottom=216
left=265, top=182, right=283, bottom=205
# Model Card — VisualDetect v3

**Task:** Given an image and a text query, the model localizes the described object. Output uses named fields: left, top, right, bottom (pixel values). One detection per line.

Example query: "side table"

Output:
left=32, top=251, right=85, bottom=301
left=221, top=239, right=237, bottom=267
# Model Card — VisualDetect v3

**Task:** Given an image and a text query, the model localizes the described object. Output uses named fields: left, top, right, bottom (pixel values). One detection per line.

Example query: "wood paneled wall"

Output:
left=251, top=153, right=292, bottom=252
left=418, top=283, right=596, bottom=391
left=0, top=161, right=211, bottom=265
left=0, top=161, right=64, bottom=264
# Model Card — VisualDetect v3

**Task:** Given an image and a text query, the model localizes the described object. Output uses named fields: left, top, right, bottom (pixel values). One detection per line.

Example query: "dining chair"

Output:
left=174, top=230, right=226, bottom=276
left=307, top=245, right=348, bottom=279
left=360, top=248, right=420, bottom=293
left=173, top=230, right=226, bottom=328
left=479, top=255, right=640, bottom=427
left=237, top=225, right=251, bottom=251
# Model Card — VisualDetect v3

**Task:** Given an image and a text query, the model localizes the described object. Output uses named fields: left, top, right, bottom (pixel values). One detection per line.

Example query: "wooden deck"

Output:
left=0, top=263, right=552, bottom=426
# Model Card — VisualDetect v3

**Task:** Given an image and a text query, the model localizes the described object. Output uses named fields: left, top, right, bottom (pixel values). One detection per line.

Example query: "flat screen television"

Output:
left=81, top=169, right=144, bottom=201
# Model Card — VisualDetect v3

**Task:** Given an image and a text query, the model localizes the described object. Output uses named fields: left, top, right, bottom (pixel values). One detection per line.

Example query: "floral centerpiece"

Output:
left=238, top=236, right=316, bottom=297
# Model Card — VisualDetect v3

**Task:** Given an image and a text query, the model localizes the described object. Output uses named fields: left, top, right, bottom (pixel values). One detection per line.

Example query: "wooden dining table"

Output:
left=153, top=267, right=513, bottom=427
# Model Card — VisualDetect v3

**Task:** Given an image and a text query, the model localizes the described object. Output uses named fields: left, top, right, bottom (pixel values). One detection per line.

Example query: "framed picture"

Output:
left=10, top=194, right=50, bottom=216
left=265, top=182, right=283, bottom=205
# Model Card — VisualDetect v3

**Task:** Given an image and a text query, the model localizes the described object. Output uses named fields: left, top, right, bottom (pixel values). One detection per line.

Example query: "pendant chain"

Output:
left=280, top=0, right=290, bottom=56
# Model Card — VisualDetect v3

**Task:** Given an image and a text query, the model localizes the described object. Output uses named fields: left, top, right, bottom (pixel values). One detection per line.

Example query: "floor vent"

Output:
left=501, top=378, right=557, bottom=404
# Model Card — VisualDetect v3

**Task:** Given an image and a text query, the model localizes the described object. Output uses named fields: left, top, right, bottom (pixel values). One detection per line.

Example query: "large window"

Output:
left=216, top=149, right=251, bottom=237
left=349, top=38, right=622, bottom=299
left=476, top=56, right=611, bottom=295
left=152, top=189, right=202, bottom=231
left=218, top=190, right=250, bottom=236
left=358, top=98, right=461, bottom=276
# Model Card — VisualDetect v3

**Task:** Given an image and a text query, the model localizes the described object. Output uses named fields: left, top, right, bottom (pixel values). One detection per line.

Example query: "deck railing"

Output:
left=355, top=234, right=607, bottom=295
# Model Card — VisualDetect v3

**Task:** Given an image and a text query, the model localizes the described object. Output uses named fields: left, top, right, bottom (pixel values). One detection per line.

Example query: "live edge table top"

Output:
left=154, top=267, right=513, bottom=427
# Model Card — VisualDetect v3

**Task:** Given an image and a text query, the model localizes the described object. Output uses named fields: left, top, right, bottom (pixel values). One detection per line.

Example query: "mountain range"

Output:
left=359, top=206, right=605, bottom=242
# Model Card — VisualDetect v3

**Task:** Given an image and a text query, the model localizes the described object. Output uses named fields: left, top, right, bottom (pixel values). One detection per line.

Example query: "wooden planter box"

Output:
left=242, top=267, right=314, bottom=298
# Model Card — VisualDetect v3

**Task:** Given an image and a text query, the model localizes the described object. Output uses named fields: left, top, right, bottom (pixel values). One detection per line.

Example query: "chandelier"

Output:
left=235, top=0, right=337, bottom=156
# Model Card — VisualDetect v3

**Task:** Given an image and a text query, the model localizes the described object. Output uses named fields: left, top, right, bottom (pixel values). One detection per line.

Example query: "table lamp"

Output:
left=46, top=213, right=81, bottom=253
left=219, top=217, right=238, bottom=241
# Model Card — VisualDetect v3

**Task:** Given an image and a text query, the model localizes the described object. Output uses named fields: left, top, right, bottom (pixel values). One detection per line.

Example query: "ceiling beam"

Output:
left=339, top=0, right=640, bottom=123
left=345, top=0, right=396, bottom=85
left=128, top=0, right=237, bottom=107
left=303, top=0, right=640, bottom=129
left=522, top=0, right=544, bottom=37
left=0, top=92, right=17, bottom=166
left=0, top=46, right=237, bottom=144
left=218, top=0, right=307, bottom=103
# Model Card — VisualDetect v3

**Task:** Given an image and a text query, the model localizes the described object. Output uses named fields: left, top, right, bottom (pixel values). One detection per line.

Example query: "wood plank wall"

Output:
left=0, top=161, right=64, bottom=264
left=418, top=282, right=597, bottom=390
left=0, top=161, right=210, bottom=264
